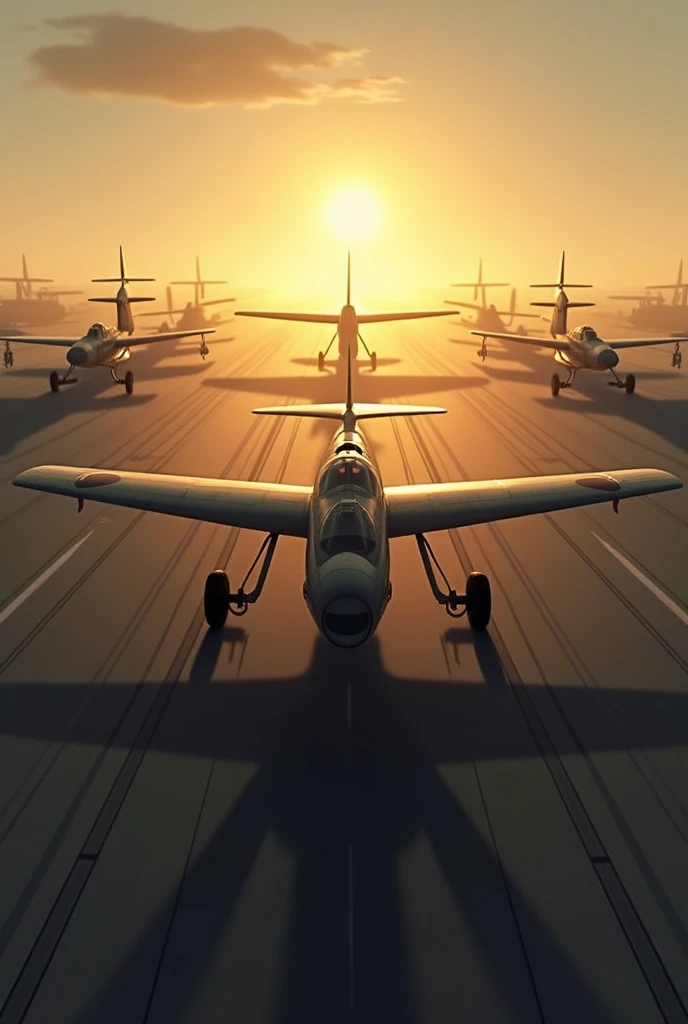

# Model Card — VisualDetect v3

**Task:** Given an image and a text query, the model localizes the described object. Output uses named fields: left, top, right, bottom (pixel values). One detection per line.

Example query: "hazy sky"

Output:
left=2, top=0, right=687, bottom=299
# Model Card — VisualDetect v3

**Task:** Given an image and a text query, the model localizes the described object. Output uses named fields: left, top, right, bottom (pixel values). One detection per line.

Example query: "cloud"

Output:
left=27, top=14, right=407, bottom=107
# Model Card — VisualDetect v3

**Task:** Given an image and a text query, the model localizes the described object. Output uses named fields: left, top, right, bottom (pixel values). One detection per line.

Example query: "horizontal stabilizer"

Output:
left=253, top=402, right=446, bottom=422
left=451, top=281, right=508, bottom=288
left=530, top=301, right=595, bottom=309
left=200, top=297, right=235, bottom=307
left=171, top=279, right=227, bottom=286
left=0, top=276, right=52, bottom=284
left=91, top=277, right=155, bottom=283
left=531, top=283, right=593, bottom=289
left=89, top=296, right=155, bottom=304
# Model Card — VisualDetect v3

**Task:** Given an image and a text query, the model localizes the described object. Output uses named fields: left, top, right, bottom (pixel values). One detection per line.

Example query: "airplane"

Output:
left=445, top=258, right=541, bottom=335
left=470, top=251, right=686, bottom=396
left=0, top=253, right=84, bottom=328
left=13, top=345, right=682, bottom=648
left=608, top=258, right=688, bottom=335
left=138, top=284, right=234, bottom=356
left=2, top=247, right=214, bottom=393
left=235, top=252, right=456, bottom=371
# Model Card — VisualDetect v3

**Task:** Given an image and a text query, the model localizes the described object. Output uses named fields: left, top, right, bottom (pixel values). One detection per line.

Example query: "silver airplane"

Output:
left=470, top=251, right=685, bottom=395
left=236, top=252, right=456, bottom=371
left=3, top=247, right=214, bottom=393
left=13, top=346, right=682, bottom=648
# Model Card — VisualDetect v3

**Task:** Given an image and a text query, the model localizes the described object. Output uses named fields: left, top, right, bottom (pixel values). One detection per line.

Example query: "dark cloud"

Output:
left=27, top=14, right=406, bottom=107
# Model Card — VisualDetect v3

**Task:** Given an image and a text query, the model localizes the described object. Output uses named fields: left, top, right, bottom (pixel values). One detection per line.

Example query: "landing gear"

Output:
left=672, top=345, right=682, bottom=369
left=551, top=367, right=576, bottom=395
left=551, top=373, right=560, bottom=396
left=607, top=368, right=635, bottom=393
left=48, top=366, right=77, bottom=392
left=203, top=533, right=279, bottom=628
left=357, top=331, right=377, bottom=371
left=477, top=337, right=488, bottom=361
left=199, top=340, right=209, bottom=360
left=318, top=329, right=339, bottom=372
left=3, top=341, right=13, bottom=369
left=109, top=365, right=134, bottom=393
left=415, top=533, right=491, bottom=629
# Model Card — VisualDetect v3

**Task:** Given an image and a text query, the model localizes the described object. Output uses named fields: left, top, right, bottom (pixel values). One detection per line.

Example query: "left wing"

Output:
left=2, top=336, right=78, bottom=347
left=13, top=467, right=311, bottom=538
left=127, top=329, right=215, bottom=347
left=470, top=329, right=568, bottom=351
left=605, top=336, right=686, bottom=350
left=385, top=469, right=682, bottom=537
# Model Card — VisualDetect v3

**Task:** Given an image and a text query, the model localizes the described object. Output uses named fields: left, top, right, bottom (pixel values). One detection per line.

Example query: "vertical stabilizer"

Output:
left=346, top=251, right=351, bottom=305
left=530, top=250, right=594, bottom=337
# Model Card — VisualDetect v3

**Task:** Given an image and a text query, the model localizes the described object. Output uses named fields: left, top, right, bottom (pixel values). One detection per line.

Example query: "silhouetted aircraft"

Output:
left=4, top=247, right=213, bottom=393
left=138, top=284, right=234, bottom=353
left=445, top=258, right=540, bottom=335
left=236, top=252, right=455, bottom=371
left=14, top=341, right=681, bottom=646
left=609, top=258, right=688, bottom=334
left=0, top=253, right=83, bottom=328
left=471, top=251, right=686, bottom=396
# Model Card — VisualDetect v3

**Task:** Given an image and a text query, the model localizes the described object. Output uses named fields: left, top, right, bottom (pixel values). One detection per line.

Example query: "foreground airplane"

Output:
left=13, top=349, right=682, bottom=647
left=236, top=253, right=455, bottom=371
left=3, top=247, right=214, bottom=392
left=470, top=252, right=685, bottom=395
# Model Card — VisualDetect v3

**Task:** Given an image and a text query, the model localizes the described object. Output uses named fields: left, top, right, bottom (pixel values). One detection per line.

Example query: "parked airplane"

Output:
left=471, top=252, right=685, bottom=395
left=13, top=348, right=682, bottom=647
left=138, top=285, right=234, bottom=355
left=609, top=259, right=688, bottom=335
left=445, top=257, right=540, bottom=335
left=236, top=252, right=455, bottom=371
left=0, top=253, right=83, bottom=328
left=3, top=247, right=214, bottom=393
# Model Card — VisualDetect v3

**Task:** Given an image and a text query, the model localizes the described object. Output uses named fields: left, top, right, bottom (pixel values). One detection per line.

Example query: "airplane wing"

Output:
left=384, top=469, right=682, bottom=537
left=13, top=467, right=312, bottom=538
left=127, top=329, right=216, bottom=347
left=236, top=312, right=340, bottom=323
left=356, top=311, right=456, bottom=323
left=469, top=330, right=569, bottom=351
left=444, top=300, right=482, bottom=311
left=605, top=337, right=686, bottom=350
left=2, top=336, right=78, bottom=347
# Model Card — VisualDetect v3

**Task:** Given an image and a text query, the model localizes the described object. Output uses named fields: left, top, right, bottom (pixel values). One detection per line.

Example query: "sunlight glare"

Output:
left=326, top=187, right=381, bottom=242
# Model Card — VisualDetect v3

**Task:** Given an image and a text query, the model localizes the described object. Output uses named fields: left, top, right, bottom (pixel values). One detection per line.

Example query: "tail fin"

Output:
left=253, top=340, right=445, bottom=425
left=91, top=245, right=155, bottom=285
left=530, top=250, right=595, bottom=336
left=346, top=251, right=351, bottom=305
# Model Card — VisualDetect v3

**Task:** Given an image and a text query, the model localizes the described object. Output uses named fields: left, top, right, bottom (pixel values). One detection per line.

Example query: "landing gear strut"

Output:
left=357, top=332, right=377, bottom=371
left=109, top=366, right=135, bottom=393
left=204, top=533, right=279, bottom=628
left=477, top=336, right=488, bottom=361
left=551, top=367, right=577, bottom=396
left=415, top=534, right=491, bottom=629
left=3, top=341, right=13, bottom=369
left=199, top=339, right=209, bottom=360
left=49, top=366, right=78, bottom=392
left=607, top=368, right=635, bottom=393
left=318, top=329, right=338, bottom=372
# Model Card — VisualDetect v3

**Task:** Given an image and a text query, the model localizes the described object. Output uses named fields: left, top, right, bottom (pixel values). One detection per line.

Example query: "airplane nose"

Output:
left=67, top=345, right=88, bottom=366
left=322, top=595, right=372, bottom=648
left=598, top=347, right=619, bottom=369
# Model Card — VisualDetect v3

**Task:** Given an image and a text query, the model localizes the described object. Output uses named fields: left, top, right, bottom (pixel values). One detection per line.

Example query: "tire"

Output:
left=204, top=570, right=230, bottom=628
left=318, top=352, right=325, bottom=372
left=625, top=373, right=636, bottom=394
left=465, top=572, right=491, bottom=630
left=50, top=371, right=60, bottom=392
left=371, top=352, right=377, bottom=371
left=551, top=373, right=560, bottom=396
left=124, top=370, right=134, bottom=395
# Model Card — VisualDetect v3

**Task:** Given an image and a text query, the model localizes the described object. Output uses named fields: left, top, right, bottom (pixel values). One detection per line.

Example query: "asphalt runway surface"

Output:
left=1, top=309, right=688, bottom=1023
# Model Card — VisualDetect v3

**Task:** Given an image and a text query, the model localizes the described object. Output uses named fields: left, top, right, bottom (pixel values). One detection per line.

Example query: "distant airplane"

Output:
left=138, top=284, right=234, bottom=354
left=13, top=347, right=682, bottom=647
left=3, top=247, right=214, bottom=393
left=609, top=258, right=688, bottom=334
left=236, top=252, right=456, bottom=371
left=471, top=251, right=685, bottom=395
left=445, top=257, right=540, bottom=335
left=0, top=253, right=83, bottom=328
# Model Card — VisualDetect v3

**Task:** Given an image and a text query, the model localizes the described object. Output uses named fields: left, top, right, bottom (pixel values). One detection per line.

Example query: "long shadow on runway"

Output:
left=4, top=633, right=686, bottom=1021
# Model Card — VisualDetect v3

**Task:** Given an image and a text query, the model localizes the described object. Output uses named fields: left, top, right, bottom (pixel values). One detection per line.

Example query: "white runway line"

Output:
left=592, top=532, right=688, bottom=627
left=0, top=532, right=94, bottom=627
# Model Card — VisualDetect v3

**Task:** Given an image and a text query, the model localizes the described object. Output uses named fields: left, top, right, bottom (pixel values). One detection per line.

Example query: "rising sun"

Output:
left=326, top=186, right=381, bottom=242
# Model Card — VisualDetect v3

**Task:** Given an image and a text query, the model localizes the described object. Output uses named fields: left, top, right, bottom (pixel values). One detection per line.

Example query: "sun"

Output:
left=326, top=186, right=381, bottom=242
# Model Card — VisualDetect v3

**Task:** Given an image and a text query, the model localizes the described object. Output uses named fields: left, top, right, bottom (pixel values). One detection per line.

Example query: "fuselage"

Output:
left=552, top=325, right=619, bottom=372
left=303, top=426, right=390, bottom=648
left=66, top=322, right=131, bottom=369
left=337, top=304, right=360, bottom=360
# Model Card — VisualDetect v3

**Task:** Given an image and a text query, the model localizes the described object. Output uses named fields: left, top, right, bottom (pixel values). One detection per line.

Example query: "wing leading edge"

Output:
left=12, top=467, right=312, bottom=537
left=385, top=469, right=682, bottom=537
left=470, top=329, right=569, bottom=350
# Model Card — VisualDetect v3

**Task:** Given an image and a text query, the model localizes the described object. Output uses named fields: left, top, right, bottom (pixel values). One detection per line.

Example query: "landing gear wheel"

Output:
left=551, top=373, right=561, bottom=396
left=625, top=373, right=636, bottom=394
left=371, top=351, right=377, bottom=371
left=204, top=570, right=230, bottom=628
left=124, top=370, right=134, bottom=395
left=318, top=351, right=325, bottom=372
left=50, top=371, right=60, bottom=392
left=465, top=572, right=491, bottom=630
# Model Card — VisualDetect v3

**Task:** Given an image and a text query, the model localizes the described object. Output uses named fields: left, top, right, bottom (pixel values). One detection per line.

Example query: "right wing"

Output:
left=3, top=336, right=77, bottom=347
left=444, top=300, right=482, bottom=311
left=385, top=469, right=682, bottom=537
left=13, top=467, right=312, bottom=538
left=126, top=329, right=216, bottom=347
left=236, top=311, right=340, bottom=323
left=470, top=329, right=569, bottom=351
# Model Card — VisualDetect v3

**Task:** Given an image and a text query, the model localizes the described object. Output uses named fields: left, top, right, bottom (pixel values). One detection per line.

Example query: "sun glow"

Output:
left=326, top=186, right=381, bottom=242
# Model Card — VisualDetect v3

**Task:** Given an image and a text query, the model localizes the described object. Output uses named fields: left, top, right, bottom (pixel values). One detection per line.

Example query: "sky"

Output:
left=1, top=0, right=687, bottom=303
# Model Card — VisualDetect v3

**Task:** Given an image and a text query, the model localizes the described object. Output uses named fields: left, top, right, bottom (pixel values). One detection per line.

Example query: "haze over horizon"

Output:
left=2, top=0, right=687, bottom=297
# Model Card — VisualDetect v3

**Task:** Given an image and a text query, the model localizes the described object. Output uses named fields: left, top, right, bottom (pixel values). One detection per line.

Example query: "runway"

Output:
left=1, top=311, right=688, bottom=1023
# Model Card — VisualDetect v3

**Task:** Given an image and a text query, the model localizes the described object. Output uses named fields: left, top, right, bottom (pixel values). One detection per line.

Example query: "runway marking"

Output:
left=592, top=532, right=688, bottom=627
left=0, top=532, right=94, bottom=627
left=348, top=842, right=355, bottom=1011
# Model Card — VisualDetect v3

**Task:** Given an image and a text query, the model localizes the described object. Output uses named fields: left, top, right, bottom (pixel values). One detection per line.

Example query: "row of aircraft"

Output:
left=11, top=251, right=684, bottom=648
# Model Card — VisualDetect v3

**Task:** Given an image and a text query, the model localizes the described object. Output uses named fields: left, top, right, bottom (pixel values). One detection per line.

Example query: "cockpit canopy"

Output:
left=320, top=499, right=377, bottom=558
left=317, top=457, right=378, bottom=497
left=85, top=322, right=107, bottom=340
left=573, top=325, right=598, bottom=342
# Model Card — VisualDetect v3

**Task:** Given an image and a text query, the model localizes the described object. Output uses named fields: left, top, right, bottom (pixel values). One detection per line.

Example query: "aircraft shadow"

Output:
left=290, top=356, right=402, bottom=370
left=2, top=634, right=685, bottom=1021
